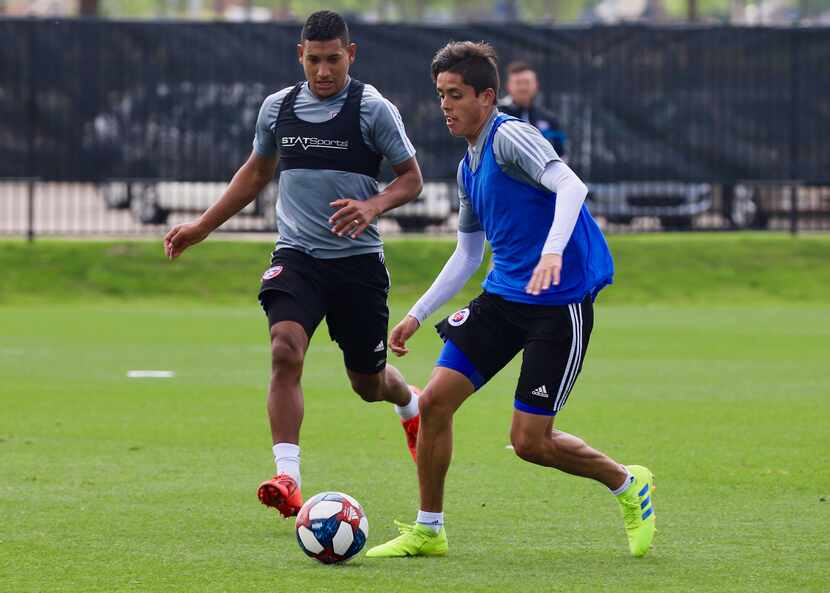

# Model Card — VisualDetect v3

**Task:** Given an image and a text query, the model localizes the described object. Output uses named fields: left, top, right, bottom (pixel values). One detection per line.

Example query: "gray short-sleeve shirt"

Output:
left=253, top=77, right=416, bottom=259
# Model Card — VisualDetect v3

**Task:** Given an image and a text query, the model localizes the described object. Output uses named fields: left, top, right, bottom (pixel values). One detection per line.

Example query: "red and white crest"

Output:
left=262, top=265, right=283, bottom=280
left=448, top=307, right=470, bottom=327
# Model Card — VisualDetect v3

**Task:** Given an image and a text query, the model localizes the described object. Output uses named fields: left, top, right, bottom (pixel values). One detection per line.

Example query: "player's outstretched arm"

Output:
left=389, top=230, right=485, bottom=357
left=164, top=151, right=277, bottom=259
left=329, top=157, right=423, bottom=238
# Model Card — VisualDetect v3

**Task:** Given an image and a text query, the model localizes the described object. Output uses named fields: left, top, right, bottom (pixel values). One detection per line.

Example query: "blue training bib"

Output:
left=461, top=114, right=614, bottom=305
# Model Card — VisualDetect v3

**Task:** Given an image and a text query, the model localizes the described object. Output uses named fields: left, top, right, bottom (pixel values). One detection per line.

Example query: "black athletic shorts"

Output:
left=435, top=291, right=594, bottom=416
left=258, top=248, right=390, bottom=375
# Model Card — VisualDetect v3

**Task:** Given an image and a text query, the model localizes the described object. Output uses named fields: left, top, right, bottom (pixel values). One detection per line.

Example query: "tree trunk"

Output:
left=79, top=0, right=98, bottom=16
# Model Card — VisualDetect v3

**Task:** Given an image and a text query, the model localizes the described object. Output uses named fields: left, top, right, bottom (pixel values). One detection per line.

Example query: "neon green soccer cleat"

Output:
left=365, top=520, right=448, bottom=558
left=617, top=465, right=656, bottom=557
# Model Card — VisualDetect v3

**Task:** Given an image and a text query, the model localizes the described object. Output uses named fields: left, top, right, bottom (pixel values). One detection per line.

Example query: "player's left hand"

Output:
left=526, top=253, right=562, bottom=295
left=329, top=199, right=380, bottom=239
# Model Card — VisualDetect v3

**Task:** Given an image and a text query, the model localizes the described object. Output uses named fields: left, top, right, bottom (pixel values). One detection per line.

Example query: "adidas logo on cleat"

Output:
left=531, top=385, right=549, bottom=398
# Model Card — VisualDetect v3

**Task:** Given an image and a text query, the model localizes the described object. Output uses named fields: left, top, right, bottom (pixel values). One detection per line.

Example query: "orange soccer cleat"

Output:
left=257, top=473, right=303, bottom=518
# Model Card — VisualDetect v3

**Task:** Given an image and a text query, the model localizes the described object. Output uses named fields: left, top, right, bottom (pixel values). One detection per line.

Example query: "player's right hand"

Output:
left=389, top=315, right=421, bottom=357
left=164, top=221, right=210, bottom=260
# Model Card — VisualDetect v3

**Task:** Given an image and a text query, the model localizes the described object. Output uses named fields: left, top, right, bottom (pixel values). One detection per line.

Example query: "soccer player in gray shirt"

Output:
left=164, top=11, right=424, bottom=520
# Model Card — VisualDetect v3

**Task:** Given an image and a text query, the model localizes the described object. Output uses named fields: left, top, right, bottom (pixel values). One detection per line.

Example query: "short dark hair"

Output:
left=507, top=61, right=534, bottom=76
left=431, top=41, right=499, bottom=102
left=301, top=10, right=350, bottom=46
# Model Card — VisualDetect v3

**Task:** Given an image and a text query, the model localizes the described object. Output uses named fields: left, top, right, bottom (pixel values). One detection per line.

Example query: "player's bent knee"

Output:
left=350, top=375, right=384, bottom=402
left=270, top=336, right=305, bottom=374
left=511, top=433, right=546, bottom=464
left=418, top=389, right=453, bottom=420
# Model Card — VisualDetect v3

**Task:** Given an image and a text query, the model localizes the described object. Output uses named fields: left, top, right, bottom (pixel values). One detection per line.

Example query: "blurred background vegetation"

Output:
left=5, top=0, right=830, bottom=26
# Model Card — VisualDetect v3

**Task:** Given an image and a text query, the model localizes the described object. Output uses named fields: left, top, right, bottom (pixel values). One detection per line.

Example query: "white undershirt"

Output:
left=407, top=160, right=587, bottom=324
left=408, top=229, right=485, bottom=324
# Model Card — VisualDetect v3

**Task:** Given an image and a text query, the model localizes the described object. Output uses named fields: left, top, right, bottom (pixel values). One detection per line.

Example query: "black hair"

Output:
left=431, top=41, right=499, bottom=101
left=301, top=10, right=350, bottom=46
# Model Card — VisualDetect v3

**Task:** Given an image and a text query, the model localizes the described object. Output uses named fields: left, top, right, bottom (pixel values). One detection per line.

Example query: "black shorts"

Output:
left=258, top=248, right=390, bottom=375
left=435, top=291, right=594, bottom=416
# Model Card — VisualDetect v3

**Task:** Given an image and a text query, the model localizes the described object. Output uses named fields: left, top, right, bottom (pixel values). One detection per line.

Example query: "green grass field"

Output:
left=1, top=234, right=829, bottom=593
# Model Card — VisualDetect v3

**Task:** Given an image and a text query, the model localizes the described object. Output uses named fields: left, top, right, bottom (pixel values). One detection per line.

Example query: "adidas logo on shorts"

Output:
left=373, top=340, right=385, bottom=353
left=531, top=385, right=549, bottom=398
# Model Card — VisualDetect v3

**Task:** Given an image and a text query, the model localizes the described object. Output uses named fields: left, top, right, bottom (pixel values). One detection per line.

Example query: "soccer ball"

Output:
left=295, top=492, right=369, bottom=564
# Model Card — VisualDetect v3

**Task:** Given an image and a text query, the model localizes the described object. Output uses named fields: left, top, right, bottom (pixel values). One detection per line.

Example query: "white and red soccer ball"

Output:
left=295, top=492, right=368, bottom=564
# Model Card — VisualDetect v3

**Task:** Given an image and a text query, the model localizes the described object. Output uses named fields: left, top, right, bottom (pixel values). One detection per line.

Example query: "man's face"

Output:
left=297, top=39, right=356, bottom=98
left=436, top=71, right=494, bottom=139
left=506, top=69, right=538, bottom=108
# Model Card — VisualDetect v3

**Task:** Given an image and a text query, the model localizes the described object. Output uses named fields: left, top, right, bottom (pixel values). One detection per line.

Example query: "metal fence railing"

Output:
left=2, top=21, right=829, bottom=238
left=3, top=179, right=827, bottom=240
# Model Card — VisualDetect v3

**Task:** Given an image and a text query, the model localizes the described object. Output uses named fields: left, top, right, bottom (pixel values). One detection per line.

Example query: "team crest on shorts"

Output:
left=262, top=265, right=283, bottom=280
left=448, top=308, right=470, bottom=327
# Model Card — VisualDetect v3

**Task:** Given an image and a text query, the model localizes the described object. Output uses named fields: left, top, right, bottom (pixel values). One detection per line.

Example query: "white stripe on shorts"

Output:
left=554, top=303, right=579, bottom=410
left=559, top=301, right=584, bottom=410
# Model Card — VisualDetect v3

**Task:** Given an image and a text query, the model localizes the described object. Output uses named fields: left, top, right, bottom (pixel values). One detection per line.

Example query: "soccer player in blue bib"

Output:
left=366, top=42, right=656, bottom=559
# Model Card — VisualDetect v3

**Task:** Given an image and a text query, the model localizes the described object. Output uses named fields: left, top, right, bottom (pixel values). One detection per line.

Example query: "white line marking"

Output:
left=127, top=370, right=175, bottom=378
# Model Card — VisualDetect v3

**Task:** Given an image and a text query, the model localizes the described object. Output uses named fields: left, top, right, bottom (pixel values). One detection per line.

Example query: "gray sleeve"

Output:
left=252, top=89, right=289, bottom=158
left=456, top=161, right=482, bottom=233
left=493, top=120, right=561, bottom=183
left=360, top=85, right=417, bottom=166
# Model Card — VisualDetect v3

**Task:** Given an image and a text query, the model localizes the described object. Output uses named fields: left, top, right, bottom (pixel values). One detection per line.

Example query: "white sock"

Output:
left=611, top=467, right=634, bottom=496
left=394, top=388, right=420, bottom=421
left=273, top=443, right=301, bottom=488
left=416, top=510, right=444, bottom=533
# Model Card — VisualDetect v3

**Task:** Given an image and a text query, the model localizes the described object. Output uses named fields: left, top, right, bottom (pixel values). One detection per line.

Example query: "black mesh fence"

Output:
left=1, top=19, right=829, bottom=236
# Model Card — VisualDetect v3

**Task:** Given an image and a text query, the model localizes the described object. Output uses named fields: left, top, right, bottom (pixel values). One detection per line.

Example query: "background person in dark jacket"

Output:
left=499, top=61, right=567, bottom=159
